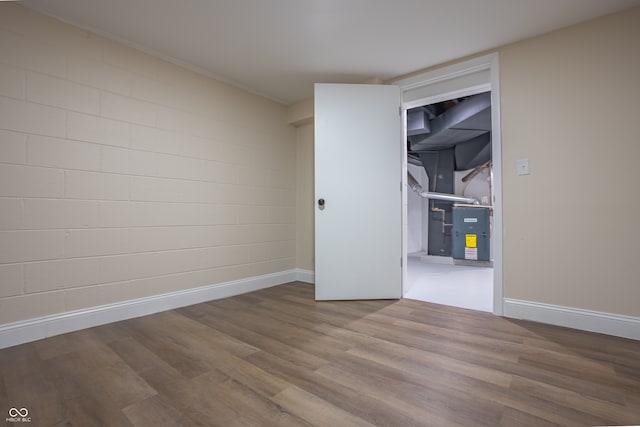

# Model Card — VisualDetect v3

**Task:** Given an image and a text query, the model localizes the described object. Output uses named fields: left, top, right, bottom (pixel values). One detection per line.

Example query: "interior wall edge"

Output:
left=0, top=269, right=302, bottom=349
left=294, top=268, right=315, bottom=284
left=504, top=298, right=640, bottom=341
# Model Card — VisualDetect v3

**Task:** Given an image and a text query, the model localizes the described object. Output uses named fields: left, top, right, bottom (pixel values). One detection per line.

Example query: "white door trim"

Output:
left=394, top=53, right=504, bottom=316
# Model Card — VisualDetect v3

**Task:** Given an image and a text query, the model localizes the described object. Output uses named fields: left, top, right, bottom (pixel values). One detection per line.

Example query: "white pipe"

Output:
left=408, top=172, right=478, bottom=205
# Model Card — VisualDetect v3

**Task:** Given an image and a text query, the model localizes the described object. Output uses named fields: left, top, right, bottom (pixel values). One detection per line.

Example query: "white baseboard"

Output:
left=294, top=268, right=315, bottom=284
left=504, top=298, right=640, bottom=341
left=10, top=271, right=635, bottom=349
left=0, top=269, right=301, bottom=349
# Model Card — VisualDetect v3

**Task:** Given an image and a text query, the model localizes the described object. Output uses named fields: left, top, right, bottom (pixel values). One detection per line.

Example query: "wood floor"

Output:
left=1, top=282, right=639, bottom=426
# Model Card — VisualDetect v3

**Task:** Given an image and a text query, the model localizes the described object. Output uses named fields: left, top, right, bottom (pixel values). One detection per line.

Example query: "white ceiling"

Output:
left=22, top=0, right=640, bottom=105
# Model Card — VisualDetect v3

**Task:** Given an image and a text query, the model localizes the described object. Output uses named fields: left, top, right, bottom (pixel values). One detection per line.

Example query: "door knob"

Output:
left=318, top=198, right=325, bottom=207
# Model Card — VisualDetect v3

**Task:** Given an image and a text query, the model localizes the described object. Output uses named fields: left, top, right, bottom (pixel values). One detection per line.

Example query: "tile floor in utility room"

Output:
left=405, top=252, right=493, bottom=312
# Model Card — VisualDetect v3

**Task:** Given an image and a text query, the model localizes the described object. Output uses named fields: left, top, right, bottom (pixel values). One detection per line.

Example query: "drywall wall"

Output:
left=499, top=6, right=640, bottom=317
left=0, top=4, right=296, bottom=325
left=295, top=123, right=314, bottom=271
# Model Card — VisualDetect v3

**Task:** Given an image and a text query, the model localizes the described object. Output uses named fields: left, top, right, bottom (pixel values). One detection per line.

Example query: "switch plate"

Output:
left=517, top=158, right=530, bottom=175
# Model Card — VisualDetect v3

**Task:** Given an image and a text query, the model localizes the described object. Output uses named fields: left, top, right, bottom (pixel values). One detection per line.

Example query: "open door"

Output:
left=314, top=83, right=402, bottom=300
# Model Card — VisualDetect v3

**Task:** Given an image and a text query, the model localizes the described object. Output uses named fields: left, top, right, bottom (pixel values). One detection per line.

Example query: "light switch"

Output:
left=517, top=158, right=530, bottom=175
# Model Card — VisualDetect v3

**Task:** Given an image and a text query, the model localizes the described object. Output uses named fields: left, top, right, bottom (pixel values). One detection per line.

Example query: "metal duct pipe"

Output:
left=408, top=172, right=478, bottom=205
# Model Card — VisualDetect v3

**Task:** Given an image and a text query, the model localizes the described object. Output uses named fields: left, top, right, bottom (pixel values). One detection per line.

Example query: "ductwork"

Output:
left=408, top=92, right=491, bottom=151
left=408, top=172, right=478, bottom=205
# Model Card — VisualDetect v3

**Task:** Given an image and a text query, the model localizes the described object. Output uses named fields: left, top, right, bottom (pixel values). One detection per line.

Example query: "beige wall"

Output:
left=295, top=124, right=314, bottom=271
left=0, top=4, right=296, bottom=325
left=500, top=7, right=640, bottom=316
left=292, top=7, right=640, bottom=318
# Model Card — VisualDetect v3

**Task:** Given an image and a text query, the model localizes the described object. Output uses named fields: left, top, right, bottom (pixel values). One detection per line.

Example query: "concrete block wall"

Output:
left=0, top=4, right=296, bottom=325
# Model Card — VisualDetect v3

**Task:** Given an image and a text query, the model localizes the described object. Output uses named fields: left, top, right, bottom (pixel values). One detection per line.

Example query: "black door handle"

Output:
left=318, top=198, right=325, bottom=207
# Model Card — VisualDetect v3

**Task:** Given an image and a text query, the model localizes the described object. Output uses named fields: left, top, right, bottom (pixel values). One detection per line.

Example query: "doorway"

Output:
left=404, top=92, right=494, bottom=312
left=394, top=53, right=503, bottom=315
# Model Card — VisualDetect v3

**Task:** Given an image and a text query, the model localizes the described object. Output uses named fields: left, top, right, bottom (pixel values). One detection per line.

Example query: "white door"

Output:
left=314, top=83, right=402, bottom=300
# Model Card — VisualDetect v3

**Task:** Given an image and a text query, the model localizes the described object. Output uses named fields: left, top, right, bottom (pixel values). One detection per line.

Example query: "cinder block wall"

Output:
left=0, top=4, right=296, bottom=325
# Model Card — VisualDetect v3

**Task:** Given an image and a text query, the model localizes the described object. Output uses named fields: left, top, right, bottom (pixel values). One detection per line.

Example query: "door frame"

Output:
left=392, top=53, right=504, bottom=315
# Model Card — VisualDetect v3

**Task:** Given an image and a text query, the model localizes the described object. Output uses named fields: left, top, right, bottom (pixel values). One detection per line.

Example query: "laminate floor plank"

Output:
left=107, top=336, right=181, bottom=375
left=42, top=353, right=136, bottom=427
left=404, top=310, right=530, bottom=344
left=509, top=375, right=640, bottom=425
left=214, top=305, right=355, bottom=361
left=248, top=351, right=435, bottom=427
left=89, top=320, right=136, bottom=344
left=617, top=362, right=640, bottom=382
left=270, top=387, right=375, bottom=427
left=517, top=351, right=640, bottom=393
left=123, top=315, right=224, bottom=379
left=147, top=311, right=261, bottom=359
left=251, top=299, right=352, bottom=332
left=122, top=395, right=188, bottom=427
left=137, top=368, right=232, bottom=427
left=352, top=315, right=634, bottom=406
left=202, top=350, right=291, bottom=398
left=336, top=343, right=611, bottom=426
left=188, top=312, right=330, bottom=371
left=500, top=407, right=563, bottom=427
left=2, top=350, right=64, bottom=425
left=1, top=281, right=639, bottom=426
left=32, top=329, right=101, bottom=361
left=355, top=312, right=524, bottom=366
left=346, top=338, right=513, bottom=388
left=315, top=361, right=503, bottom=426
left=247, top=303, right=349, bottom=339
left=197, top=375, right=311, bottom=427
left=384, top=316, right=523, bottom=363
